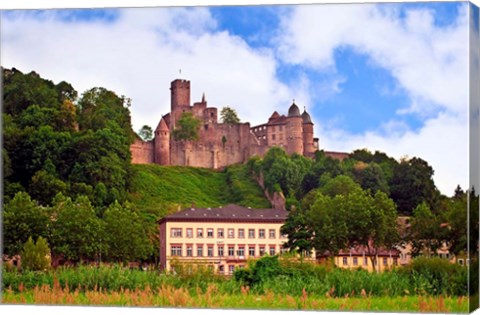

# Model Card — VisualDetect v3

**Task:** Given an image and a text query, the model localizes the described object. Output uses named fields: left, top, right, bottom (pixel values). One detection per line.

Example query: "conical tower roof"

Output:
left=155, top=117, right=169, bottom=132
left=302, top=107, right=312, bottom=123
left=288, top=101, right=301, bottom=117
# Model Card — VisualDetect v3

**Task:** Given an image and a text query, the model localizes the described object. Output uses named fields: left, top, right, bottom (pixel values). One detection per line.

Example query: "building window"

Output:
left=171, top=228, right=182, bottom=237
left=218, top=265, right=224, bottom=274
left=363, top=257, right=368, bottom=266
left=259, top=229, right=265, bottom=239
left=218, top=228, right=224, bottom=238
left=393, top=257, right=398, bottom=266
left=269, top=246, right=275, bottom=256
left=272, top=134, right=276, bottom=140
left=458, top=258, right=464, bottom=266
left=207, top=246, right=214, bottom=257
left=248, top=229, right=255, bottom=238
left=207, top=228, right=214, bottom=238
left=237, top=246, right=245, bottom=257
left=197, top=245, right=203, bottom=257
left=383, top=257, right=388, bottom=266
left=171, top=245, right=182, bottom=256
left=228, top=265, right=235, bottom=275
left=259, top=246, right=265, bottom=256
left=269, top=229, right=276, bottom=239
left=228, top=228, right=235, bottom=238
left=228, top=246, right=235, bottom=256
left=249, top=246, right=255, bottom=257
left=343, top=257, right=348, bottom=266
left=186, top=245, right=193, bottom=257
left=197, top=228, right=203, bottom=238
left=218, top=246, right=224, bottom=257
left=353, top=257, right=358, bottom=266
left=238, top=229, right=245, bottom=238
left=186, top=228, right=193, bottom=238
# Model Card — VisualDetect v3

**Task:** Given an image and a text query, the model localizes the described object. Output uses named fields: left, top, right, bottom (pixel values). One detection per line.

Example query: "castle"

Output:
left=130, top=78, right=321, bottom=168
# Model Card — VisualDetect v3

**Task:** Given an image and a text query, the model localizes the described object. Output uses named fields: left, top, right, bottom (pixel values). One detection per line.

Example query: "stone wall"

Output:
left=130, top=138, right=154, bottom=164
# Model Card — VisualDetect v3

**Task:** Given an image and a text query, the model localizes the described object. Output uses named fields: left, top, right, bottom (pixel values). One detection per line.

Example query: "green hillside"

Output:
left=128, top=163, right=271, bottom=218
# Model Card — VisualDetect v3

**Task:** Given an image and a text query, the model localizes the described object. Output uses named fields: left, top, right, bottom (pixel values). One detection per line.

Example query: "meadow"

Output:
left=1, top=256, right=470, bottom=312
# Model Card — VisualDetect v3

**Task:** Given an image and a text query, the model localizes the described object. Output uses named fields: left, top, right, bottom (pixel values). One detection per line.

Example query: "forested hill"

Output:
left=2, top=67, right=270, bottom=263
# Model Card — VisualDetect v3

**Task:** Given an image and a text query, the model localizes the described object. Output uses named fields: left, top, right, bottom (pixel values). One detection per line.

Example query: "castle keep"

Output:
left=130, top=78, right=319, bottom=168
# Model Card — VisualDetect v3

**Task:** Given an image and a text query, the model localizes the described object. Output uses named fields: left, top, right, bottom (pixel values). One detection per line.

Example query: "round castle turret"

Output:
left=286, top=101, right=303, bottom=155
left=170, top=79, right=191, bottom=130
left=302, top=108, right=315, bottom=157
left=154, top=117, right=170, bottom=165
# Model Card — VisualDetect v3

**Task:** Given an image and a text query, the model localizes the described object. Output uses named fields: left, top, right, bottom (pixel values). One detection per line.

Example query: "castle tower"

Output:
left=286, top=101, right=303, bottom=155
left=170, top=79, right=191, bottom=130
left=154, top=117, right=170, bottom=165
left=302, top=107, right=315, bottom=157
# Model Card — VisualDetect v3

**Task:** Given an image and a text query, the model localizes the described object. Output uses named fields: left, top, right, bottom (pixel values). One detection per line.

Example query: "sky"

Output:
left=0, top=1, right=472, bottom=197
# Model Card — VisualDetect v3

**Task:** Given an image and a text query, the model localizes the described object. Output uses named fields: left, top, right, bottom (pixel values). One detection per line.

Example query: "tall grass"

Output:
left=2, top=284, right=468, bottom=312
left=2, top=257, right=468, bottom=297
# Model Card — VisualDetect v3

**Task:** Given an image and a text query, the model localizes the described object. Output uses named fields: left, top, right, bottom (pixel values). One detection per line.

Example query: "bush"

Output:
left=21, top=236, right=51, bottom=272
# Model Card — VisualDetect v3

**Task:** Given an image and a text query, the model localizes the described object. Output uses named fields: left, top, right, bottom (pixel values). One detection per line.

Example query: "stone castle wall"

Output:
left=131, top=138, right=154, bottom=164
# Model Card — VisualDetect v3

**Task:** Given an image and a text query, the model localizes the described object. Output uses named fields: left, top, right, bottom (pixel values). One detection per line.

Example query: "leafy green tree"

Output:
left=319, top=174, right=362, bottom=197
left=50, top=195, right=105, bottom=262
left=103, top=201, right=153, bottom=262
left=220, top=106, right=241, bottom=124
left=307, top=189, right=399, bottom=272
left=357, top=162, right=390, bottom=195
left=3, top=192, right=50, bottom=256
left=21, top=236, right=51, bottom=271
left=409, top=202, right=446, bottom=257
left=172, top=112, right=201, bottom=141
left=390, top=157, right=440, bottom=215
left=138, top=125, right=153, bottom=141
left=281, top=204, right=314, bottom=259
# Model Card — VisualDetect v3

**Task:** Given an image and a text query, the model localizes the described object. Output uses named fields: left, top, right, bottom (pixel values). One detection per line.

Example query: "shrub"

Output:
left=21, top=236, right=51, bottom=272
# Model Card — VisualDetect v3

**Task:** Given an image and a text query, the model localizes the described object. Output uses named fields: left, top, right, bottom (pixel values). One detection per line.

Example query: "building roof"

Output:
left=156, top=117, right=169, bottom=132
left=288, top=102, right=301, bottom=117
left=158, top=204, right=288, bottom=224
left=302, top=109, right=312, bottom=124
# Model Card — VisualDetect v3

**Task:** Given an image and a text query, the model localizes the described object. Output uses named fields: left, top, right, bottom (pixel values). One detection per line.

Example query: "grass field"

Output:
left=128, top=164, right=270, bottom=217
left=1, top=284, right=468, bottom=312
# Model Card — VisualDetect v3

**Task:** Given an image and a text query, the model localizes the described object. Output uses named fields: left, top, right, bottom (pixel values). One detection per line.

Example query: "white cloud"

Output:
left=1, top=7, right=301, bottom=133
left=278, top=3, right=469, bottom=196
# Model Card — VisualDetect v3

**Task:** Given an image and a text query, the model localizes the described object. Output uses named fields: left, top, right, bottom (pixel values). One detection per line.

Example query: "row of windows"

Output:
left=171, top=227, right=285, bottom=239
left=170, top=244, right=285, bottom=258
left=172, top=264, right=242, bottom=275
left=252, top=125, right=284, bottom=133
left=341, top=257, right=398, bottom=266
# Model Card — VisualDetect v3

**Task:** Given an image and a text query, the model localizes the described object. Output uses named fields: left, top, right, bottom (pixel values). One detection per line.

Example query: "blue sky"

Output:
left=0, top=2, right=470, bottom=195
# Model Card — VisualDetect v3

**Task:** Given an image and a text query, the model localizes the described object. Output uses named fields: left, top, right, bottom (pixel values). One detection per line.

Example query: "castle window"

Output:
left=272, top=126, right=275, bottom=132
left=279, top=125, right=283, bottom=131
left=279, top=135, right=283, bottom=141
left=272, top=134, right=276, bottom=140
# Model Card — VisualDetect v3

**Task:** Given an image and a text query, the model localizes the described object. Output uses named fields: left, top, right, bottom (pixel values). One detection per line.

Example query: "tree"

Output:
left=306, top=189, right=399, bottom=272
left=50, top=195, right=105, bottom=262
left=3, top=192, right=50, bottom=256
left=220, top=106, right=240, bottom=124
left=357, top=162, right=390, bottom=195
left=172, top=112, right=201, bottom=141
left=280, top=205, right=314, bottom=259
left=390, top=157, right=439, bottom=215
left=138, top=125, right=153, bottom=141
left=103, top=201, right=153, bottom=262
left=409, top=202, right=445, bottom=257
left=21, top=236, right=51, bottom=271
